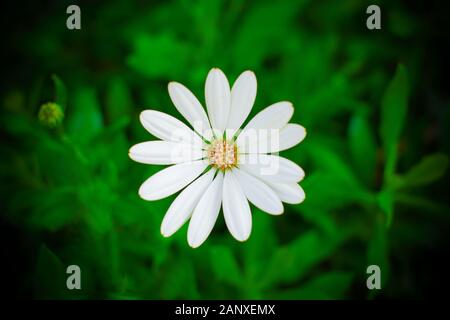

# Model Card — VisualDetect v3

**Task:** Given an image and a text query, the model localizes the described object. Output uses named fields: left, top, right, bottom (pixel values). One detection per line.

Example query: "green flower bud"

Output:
left=38, top=102, right=64, bottom=128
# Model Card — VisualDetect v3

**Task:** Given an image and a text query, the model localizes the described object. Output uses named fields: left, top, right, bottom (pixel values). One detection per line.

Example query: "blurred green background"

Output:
left=1, top=0, right=449, bottom=299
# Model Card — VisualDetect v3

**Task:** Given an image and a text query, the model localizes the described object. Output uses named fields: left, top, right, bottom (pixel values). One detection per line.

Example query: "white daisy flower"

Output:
left=129, top=68, right=306, bottom=248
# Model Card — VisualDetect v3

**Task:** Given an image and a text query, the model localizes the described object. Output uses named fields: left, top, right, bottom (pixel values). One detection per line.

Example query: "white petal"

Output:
left=188, top=172, right=224, bottom=248
left=241, top=101, right=293, bottom=131
left=239, top=154, right=304, bottom=183
left=139, top=160, right=207, bottom=201
left=233, top=169, right=283, bottom=215
left=129, top=141, right=205, bottom=165
left=266, top=182, right=305, bottom=204
left=276, top=124, right=307, bottom=152
left=168, top=82, right=213, bottom=141
left=140, top=110, right=203, bottom=146
left=205, top=68, right=231, bottom=133
left=161, top=169, right=215, bottom=237
left=222, top=171, right=252, bottom=242
left=227, top=71, right=257, bottom=138
left=237, top=123, right=306, bottom=153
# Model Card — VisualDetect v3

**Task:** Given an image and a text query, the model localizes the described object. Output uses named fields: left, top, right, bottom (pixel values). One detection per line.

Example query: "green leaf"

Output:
left=303, top=143, right=375, bottom=211
left=161, top=258, right=199, bottom=299
left=34, top=245, right=67, bottom=299
left=0, top=113, right=43, bottom=137
left=398, top=153, right=449, bottom=188
left=242, top=213, right=277, bottom=298
left=66, top=87, right=103, bottom=144
left=367, top=216, right=390, bottom=297
left=299, top=207, right=339, bottom=237
left=79, top=181, right=113, bottom=234
left=233, top=0, right=308, bottom=68
left=260, top=231, right=346, bottom=289
left=127, top=33, right=191, bottom=79
left=377, top=190, right=394, bottom=227
left=395, top=193, right=450, bottom=222
left=209, top=245, right=243, bottom=287
left=29, top=188, right=78, bottom=231
left=302, top=73, right=360, bottom=126
left=307, top=143, right=361, bottom=185
left=269, top=272, right=354, bottom=299
left=51, top=74, right=67, bottom=110
left=379, top=64, right=409, bottom=182
left=106, top=77, right=133, bottom=122
left=301, top=172, right=374, bottom=213
left=348, top=111, right=377, bottom=186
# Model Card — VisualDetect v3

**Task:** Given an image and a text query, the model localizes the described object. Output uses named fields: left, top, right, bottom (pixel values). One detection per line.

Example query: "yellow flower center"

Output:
left=207, top=139, right=238, bottom=171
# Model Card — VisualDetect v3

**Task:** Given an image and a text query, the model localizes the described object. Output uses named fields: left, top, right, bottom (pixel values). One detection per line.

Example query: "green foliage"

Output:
left=34, top=245, right=69, bottom=299
left=260, top=230, right=347, bottom=290
left=367, top=216, right=389, bottom=293
left=348, top=111, right=377, bottom=186
left=67, top=87, right=104, bottom=144
left=51, top=74, right=67, bottom=110
left=395, top=153, right=449, bottom=189
left=271, top=271, right=354, bottom=299
left=0, top=0, right=448, bottom=300
left=127, top=33, right=192, bottom=79
left=209, top=245, right=243, bottom=287
left=380, top=64, right=409, bottom=183
left=106, top=77, right=133, bottom=122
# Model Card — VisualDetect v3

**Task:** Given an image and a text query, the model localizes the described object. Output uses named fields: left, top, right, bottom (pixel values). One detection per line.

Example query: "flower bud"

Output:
left=38, top=102, right=64, bottom=128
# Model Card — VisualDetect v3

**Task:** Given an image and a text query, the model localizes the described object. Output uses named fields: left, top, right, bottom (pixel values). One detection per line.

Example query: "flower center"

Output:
left=207, top=139, right=238, bottom=171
